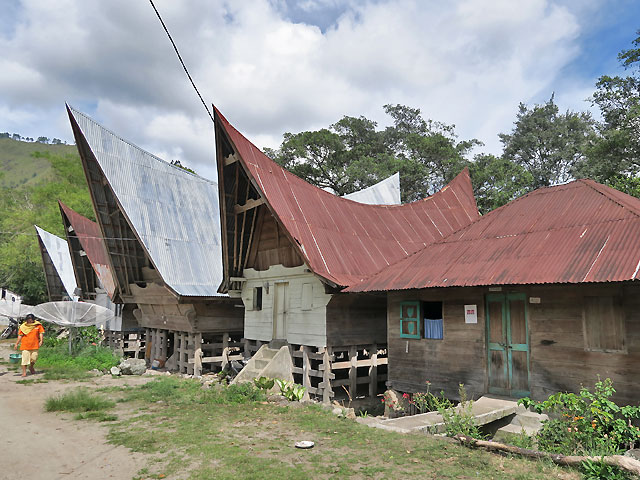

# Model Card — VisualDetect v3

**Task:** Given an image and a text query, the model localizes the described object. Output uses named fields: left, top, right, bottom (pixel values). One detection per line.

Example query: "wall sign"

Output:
left=464, top=304, right=478, bottom=324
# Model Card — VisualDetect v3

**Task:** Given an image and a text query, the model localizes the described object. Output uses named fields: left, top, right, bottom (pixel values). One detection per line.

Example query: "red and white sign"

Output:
left=464, top=304, right=477, bottom=324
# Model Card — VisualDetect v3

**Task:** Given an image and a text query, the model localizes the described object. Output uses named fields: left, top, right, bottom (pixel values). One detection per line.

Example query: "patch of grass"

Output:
left=38, top=343, right=120, bottom=371
left=45, top=388, right=115, bottom=413
left=102, top=378, right=578, bottom=480
left=42, top=365, right=93, bottom=381
left=16, top=378, right=48, bottom=385
left=74, top=411, right=118, bottom=422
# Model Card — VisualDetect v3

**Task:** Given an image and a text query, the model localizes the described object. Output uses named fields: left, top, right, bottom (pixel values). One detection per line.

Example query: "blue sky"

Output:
left=0, top=0, right=638, bottom=181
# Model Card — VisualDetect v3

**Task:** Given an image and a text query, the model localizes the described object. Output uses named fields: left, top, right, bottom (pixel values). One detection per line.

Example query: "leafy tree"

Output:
left=499, top=96, right=596, bottom=189
left=36, top=136, right=50, bottom=144
left=170, top=159, right=197, bottom=175
left=469, top=154, right=533, bottom=214
left=0, top=151, right=93, bottom=304
left=267, top=105, right=479, bottom=202
left=576, top=30, right=640, bottom=189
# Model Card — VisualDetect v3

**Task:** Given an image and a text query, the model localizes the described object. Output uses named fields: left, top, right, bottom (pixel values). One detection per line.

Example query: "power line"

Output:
left=148, top=0, right=215, bottom=124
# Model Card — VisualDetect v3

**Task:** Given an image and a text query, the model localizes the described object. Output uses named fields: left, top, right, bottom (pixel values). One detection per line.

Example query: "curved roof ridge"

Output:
left=346, top=178, right=640, bottom=292
left=214, top=106, right=480, bottom=287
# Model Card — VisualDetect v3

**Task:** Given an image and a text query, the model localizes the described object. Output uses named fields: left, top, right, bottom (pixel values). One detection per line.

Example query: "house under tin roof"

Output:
left=59, top=202, right=116, bottom=300
left=214, top=107, right=480, bottom=291
left=347, top=179, right=640, bottom=292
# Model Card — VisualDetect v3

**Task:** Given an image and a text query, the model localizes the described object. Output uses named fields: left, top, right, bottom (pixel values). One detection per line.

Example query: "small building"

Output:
left=58, top=201, right=136, bottom=333
left=213, top=107, right=480, bottom=400
left=66, top=105, right=244, bottom=373
left=347, top=180, right=640, bottom=405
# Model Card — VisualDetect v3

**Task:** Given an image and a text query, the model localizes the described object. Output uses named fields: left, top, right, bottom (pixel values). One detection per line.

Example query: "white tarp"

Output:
left=32, top=301, right=114, bottom=327
left=34, top=225, right=78, bottom=300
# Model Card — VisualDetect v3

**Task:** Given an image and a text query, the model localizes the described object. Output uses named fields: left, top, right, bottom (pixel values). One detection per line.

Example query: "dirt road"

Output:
left=0, top=341, right=148, bottom=480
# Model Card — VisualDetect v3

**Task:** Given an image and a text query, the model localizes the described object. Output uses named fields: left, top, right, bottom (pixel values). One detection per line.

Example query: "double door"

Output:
left=486, top=293, right=530, bottom=397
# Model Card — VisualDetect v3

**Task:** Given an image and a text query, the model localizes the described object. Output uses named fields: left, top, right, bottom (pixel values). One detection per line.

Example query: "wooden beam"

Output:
left=234, top=197, right=265, bottom=214
left=224, top=154, right=239, bottom=166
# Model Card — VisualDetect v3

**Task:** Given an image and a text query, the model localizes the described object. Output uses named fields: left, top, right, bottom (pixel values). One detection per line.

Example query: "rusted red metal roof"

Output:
left=214, top=107, right=480, bottom=287
left=59, top=202, right=116, bottom=297
left=346, top=179, right=640, bottom=292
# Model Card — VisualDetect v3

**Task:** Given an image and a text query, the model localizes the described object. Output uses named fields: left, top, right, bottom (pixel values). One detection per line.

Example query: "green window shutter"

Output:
left=400, top=301, right=421, bottom=339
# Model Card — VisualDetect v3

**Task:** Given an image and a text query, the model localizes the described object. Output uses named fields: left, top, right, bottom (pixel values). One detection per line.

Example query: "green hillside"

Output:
left=0, top=138, right=78, bottom=188
left=0, top=139, right=94, bottom=304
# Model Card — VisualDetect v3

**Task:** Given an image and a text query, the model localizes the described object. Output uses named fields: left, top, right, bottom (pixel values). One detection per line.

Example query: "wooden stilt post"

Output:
left=187, top=333, right=195, bottom=375
left=369, top=343, right=378, bottom=398
left=193, top=332, right=203, bottom=377
left=322, top=347, right=333, bottom=404
left=302, top=346, right=311, bottom=393
left=349, top=345, right=358, bottom=399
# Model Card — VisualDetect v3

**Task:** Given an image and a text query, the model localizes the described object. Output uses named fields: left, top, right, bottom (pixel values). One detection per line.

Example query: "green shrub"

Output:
left=218, top=383, right=265, bottom=404
left=45, top=388, right=115, bottom=413
left=253, top=376, right=275, bottom=391
left=519, top=378, right=640, bottom=456
left=438, top=384, right=483, bottom=439
left=38, top=343, right=120, bottom=372
left=581, top=458, right=630, bottom=480
left=404, top=381, right=453, bottom=414
left=275, top=379, right=306, bottom=401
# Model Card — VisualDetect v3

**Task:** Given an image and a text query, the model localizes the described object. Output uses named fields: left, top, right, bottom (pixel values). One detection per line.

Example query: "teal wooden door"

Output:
left=486, top=293, right=530, bottom=397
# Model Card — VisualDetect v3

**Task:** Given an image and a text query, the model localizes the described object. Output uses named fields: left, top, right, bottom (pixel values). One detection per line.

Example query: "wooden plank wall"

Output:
left=387, top=288, right=487, bottom=400
left=242, top=265, right=331, bottom=347
left=387, top=283, right=640, bottom=405
left=527, top=283, right=640, bottom=405
left=326, top=293, right=387, bottom=346
left=133, top=299, right=243, bottom=333
left=245, top=207, right=303, bottom=271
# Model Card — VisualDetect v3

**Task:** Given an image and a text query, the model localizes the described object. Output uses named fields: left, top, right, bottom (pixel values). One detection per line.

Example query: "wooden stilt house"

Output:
left=213, top=107, right=480, bottom=401
left=59, top=202, right=144, bottom=354
left=66, top=105, right=244, bottom=374
left=347, top=180, right=640, bottom=405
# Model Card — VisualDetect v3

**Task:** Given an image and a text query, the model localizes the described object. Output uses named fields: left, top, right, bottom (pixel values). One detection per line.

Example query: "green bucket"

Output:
left=9, top=353, right=21, bottom=364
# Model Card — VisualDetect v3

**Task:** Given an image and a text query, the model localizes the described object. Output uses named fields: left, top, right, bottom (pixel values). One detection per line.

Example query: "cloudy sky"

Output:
left=1, top=0, right=639, bottom=181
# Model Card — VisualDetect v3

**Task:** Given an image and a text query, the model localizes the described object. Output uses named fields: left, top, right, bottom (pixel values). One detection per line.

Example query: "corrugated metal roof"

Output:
left=343, top=172, right=401, bottom=205
left=214, top=107, right=480, bottom=287
left=67, top=106, right=224, bottom=297
left=59, top=202, right=117, bottom=298
left=34, top=226, right=78, bottom=299
left=347, top=179, right=640, bottom=292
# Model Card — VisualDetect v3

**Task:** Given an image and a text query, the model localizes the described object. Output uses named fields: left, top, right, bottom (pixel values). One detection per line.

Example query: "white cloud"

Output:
left=0, top=0, right=614, bottom=178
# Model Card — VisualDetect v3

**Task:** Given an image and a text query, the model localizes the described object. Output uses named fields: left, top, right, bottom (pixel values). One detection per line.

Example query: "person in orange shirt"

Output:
left=14, top=313, right=44, bottom=377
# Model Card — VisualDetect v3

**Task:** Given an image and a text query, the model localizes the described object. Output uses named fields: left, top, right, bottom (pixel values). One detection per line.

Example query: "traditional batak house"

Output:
left=58, top=202, right=143, bottom=354
left=66, top=105, right=244, bottom=374
left=213, top=107, right=480, bottom=401
left=347, top=179, right=640, bottom=405
left=34, top=225, right=78, bottom=302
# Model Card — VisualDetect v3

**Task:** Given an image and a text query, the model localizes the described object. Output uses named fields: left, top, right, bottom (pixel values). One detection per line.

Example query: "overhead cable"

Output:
left=148, top=0, right=215, bottom=123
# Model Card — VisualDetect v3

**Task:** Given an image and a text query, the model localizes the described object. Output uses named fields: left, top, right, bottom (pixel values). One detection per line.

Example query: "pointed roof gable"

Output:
left=34, top=226, right=78, bottom=300
left=67, top=105, right=224, bottom=298
left=59, top=202, right=116, bottom=298
left=347, top=179, right=640, bottom=292
left=214, top=107, right=480, bottom=288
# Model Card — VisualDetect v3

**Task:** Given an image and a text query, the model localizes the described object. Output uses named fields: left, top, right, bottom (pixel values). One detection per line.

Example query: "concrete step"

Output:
left=253, top=359, right=269, bottom=370
left=379, top=396, right=520, bottom=435
left=512, top=411, right=548, bottom=429
left=493, top=423, right=538, bottom=444
left=259, top=348, right=278, bottom=360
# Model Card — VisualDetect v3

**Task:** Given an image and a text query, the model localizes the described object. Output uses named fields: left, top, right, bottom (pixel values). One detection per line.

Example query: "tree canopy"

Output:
left=266, top=30, right=640, bottom=213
